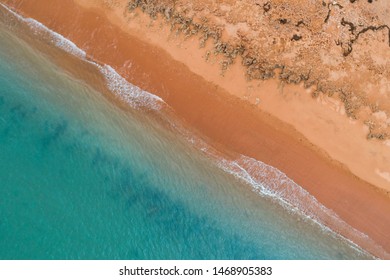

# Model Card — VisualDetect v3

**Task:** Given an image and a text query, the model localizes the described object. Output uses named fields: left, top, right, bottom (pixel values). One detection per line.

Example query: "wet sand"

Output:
left=2, top=0, right=390, bottom=258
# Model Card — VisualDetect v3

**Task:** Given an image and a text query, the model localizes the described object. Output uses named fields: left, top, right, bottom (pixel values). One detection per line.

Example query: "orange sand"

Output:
left=2, top=0, right=390, bottom=258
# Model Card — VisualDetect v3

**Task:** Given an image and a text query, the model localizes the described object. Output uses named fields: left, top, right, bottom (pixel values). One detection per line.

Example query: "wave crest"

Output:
left=217, top=155, right=389, bottom=259
left=0, top=3, right=163, bottom=110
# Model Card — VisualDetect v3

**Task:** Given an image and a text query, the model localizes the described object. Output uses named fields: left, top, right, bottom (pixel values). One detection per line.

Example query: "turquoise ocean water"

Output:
left=0, top=6, right=375, bottom=259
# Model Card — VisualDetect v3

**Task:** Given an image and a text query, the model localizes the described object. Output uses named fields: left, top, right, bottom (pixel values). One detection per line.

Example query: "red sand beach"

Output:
left=2, top=0, right=390, bottom=258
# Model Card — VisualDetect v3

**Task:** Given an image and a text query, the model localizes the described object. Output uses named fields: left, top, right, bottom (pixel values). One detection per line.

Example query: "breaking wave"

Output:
left=0, top=3, right=163, bottom=110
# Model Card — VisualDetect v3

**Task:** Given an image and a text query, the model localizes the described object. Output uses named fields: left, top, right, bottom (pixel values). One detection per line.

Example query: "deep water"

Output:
left=0, top=16, right=372, bottom=260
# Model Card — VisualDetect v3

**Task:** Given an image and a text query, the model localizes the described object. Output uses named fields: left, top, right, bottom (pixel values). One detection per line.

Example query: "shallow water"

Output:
left=0, top=10, right=373, bottom=259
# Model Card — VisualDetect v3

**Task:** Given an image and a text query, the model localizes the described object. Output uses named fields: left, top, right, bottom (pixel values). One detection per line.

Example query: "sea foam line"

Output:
left=217, top=156, right=382, bottom=257
left=166, top=119, right=388, bottom=259
left=0, top=3, right=87, bottom=59
left=0, top=3, right=163, bottom=110
left=1, top=3, right=388, bottom=259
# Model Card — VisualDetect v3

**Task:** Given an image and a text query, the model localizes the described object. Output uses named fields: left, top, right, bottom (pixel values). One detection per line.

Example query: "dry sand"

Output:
left=2, top=0, right=390, bottom=258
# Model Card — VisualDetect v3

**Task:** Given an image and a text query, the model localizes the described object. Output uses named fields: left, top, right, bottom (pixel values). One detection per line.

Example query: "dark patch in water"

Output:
left=78, top=144, right=264, bottom=258
left=10, top=104, right=27, bottom=122
left=82, top=144, right=267, bottom=258
left=41, top=120, right=68, bottom=148
left=117, top=175, right=267, bottom=259
left=92, top=150, right=122, bottom=174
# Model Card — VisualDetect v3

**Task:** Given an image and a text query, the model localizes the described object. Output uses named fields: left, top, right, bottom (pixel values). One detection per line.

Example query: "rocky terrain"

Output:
left=124, top=0, right=390, bottom=140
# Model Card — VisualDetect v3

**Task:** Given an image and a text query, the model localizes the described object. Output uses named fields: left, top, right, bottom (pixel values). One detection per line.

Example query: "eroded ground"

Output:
left=121, top=0, right=390, bottom=139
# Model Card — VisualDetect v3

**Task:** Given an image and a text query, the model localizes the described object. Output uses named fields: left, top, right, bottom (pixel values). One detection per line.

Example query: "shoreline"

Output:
left=89, top=0, right=390, bottom=193
left=2, top=0, right=390, bottom=258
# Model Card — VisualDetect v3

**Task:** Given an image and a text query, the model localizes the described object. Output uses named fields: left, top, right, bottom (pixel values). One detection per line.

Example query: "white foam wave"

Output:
left=215, top=155, right=390, bottom=258
left=0, top=3, right=163, bottom=110
left=0, top=3, right=86, bottom=59
left=97, top=64, right=163, bottom=110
